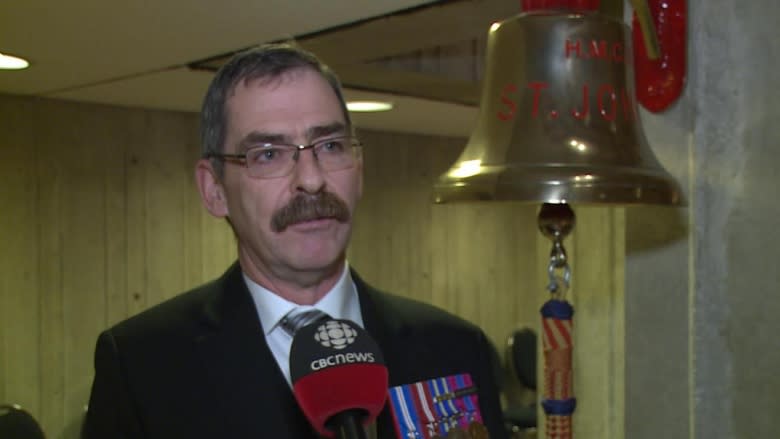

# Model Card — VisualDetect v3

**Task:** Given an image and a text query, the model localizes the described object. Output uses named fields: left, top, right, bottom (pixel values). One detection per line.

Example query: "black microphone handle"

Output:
left=328, top=409, right=368, bottom=439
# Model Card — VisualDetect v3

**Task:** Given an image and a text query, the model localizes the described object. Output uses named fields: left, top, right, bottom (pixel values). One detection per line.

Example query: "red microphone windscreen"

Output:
left=290, top=319, right=389, bottom=437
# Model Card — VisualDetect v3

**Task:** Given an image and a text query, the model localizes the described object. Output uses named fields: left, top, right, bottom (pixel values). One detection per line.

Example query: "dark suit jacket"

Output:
left=83, top=263, right=507, bottom=439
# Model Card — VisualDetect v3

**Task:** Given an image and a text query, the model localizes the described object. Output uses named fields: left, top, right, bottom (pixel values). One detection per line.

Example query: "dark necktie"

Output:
left=280, top=309, right=329, bottom=337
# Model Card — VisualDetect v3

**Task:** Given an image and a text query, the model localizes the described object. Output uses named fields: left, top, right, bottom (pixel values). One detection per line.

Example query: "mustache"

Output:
left=271, top=192, right=351, bottom=232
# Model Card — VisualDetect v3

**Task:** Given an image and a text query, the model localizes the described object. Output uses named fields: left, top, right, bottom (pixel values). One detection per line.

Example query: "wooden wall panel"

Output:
left=568, top=207, right=625, bottom=439
left=0, top=96, right=239, bottom=436
left=430, top=202, right=542, bottom=351
left=35, top=101, right=67, bottom=433
left=0, top=96, right=41, bottom=418
left=0, top=94, right=624, bottom=439
left=349, top=131, right=465, bottom=305
left=181, top=123, right=206, bottom=290
left=55, top=101, right=110, bottom=429
left=144, top=112, right=192, bottom=307
left=349, top=130, right=545, bottom=353
left=103, top=111, right=132, bottom=331
left=199, top=217, right=236, bottom=280
left=125, top=114, right=151, bottom=318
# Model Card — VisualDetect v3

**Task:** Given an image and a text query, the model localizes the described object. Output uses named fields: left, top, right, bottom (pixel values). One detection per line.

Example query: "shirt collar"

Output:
left=243, top=262, right=361, bottom=335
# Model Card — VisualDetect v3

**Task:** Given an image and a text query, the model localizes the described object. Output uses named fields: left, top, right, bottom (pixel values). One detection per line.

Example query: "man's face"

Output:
left=201, top=68, right=362, bottom=283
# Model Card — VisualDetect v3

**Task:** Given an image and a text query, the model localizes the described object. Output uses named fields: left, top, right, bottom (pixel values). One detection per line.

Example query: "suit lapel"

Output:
left=353, top=272, right=415, bottom=439
left=194, top=263, right=317, bottom=438
left=354, top=272, right=420, bottom=386
left=190, top=265, right=420, bottom=438
left=355, top=272, right=467, bottom=439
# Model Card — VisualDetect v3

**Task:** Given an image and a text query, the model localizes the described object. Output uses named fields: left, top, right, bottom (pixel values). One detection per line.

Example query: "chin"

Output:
left=289, top=244, right=346, bottom=269
left=290, top=257, right=344, bottom=278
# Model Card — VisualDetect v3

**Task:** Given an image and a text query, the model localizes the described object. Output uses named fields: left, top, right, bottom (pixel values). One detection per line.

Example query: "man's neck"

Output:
left=238, top=251, right=345, bottom=305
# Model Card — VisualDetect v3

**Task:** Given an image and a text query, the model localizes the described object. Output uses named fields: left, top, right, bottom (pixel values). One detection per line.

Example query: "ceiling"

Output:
left=0, top=0, right=521, bottom=137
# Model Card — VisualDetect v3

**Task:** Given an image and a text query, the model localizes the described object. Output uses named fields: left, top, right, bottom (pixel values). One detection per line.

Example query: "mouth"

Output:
left=285, top=217, right=340, bottom=232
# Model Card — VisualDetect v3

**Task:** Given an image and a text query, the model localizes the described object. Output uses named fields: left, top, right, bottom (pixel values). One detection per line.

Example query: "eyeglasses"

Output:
left=206, top=136, right=362, bottom=179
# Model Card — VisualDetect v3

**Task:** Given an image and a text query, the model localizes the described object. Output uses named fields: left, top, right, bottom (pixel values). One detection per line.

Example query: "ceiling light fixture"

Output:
left=0, top=53, right=30, bottom=70
left=346, top=100, right=393, bottom=112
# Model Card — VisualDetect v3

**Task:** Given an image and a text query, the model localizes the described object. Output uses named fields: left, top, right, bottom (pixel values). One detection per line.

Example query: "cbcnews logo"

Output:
left=309, top=320, right=376, bottom=371
left=315, top=320, right=357, bottom=350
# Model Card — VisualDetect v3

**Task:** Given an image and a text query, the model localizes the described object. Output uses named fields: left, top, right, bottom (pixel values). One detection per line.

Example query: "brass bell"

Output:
left=433, top=6, right=682, bottom=205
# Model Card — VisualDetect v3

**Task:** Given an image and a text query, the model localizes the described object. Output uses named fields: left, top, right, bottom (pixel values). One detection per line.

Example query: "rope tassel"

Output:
left=541, top=299, right=576, bottom=439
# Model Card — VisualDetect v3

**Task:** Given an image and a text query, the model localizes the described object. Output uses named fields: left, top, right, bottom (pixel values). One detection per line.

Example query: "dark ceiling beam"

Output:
left=188, top=0, right=515, bottom=106
left=334, top=64, right=480, bottom=106
left=297, top=0, right=518, bottom=64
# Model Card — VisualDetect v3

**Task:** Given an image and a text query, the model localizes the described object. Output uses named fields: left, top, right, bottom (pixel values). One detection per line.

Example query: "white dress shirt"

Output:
left=243, top=262, right=364, bottom=385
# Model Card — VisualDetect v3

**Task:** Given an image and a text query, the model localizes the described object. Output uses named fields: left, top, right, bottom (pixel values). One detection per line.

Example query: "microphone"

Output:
left=290, top=319, right=389, bottom=439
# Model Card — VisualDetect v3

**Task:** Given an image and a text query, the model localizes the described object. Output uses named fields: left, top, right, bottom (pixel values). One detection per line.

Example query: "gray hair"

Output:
left=199, top=43, right=352, bottom=177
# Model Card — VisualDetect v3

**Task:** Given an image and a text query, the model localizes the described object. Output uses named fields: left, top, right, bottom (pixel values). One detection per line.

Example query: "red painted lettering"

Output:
left=497, top=83, right=518, bottom=121
left=565, top=39, right=582, bottom=59
left=565, top=39, right=624, bottom=63
left=597, top=84, right=617, bottom=121
left=528, top=82, right=549, bottom=118
left=588, top=40, right=608, bottom=59
left=572, top=85, right=589, bottom=120
left=612, top=42, right=624, bottom=63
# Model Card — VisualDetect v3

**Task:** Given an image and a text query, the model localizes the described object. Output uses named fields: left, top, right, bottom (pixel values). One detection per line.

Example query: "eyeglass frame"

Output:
left=204, top=135, right=363, bottom=179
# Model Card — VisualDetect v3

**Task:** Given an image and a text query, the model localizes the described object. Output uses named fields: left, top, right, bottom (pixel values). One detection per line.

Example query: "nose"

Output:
left=290, top=147, right=325, bottom=194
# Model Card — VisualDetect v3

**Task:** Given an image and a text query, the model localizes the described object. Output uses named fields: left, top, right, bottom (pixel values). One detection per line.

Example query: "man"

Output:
left=83, top=43, right=506, bottom=439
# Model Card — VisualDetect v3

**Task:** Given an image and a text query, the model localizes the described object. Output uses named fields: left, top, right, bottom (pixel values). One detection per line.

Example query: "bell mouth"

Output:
left=434, top=162, right=683, bottom=206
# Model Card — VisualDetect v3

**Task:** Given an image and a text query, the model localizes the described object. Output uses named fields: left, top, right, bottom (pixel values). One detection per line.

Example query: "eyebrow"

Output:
left=306, top=122, right=346, bottom=140
left=236, top=122, right=347, bottom=151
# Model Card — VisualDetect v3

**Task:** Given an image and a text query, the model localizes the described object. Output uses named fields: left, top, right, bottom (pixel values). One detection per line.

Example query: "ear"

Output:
left=195, top=159, right=229, bottom=218
left=355, top=152, right=364, bottom=200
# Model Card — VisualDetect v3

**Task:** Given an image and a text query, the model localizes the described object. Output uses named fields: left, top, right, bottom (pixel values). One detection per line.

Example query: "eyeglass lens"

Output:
left=244, top=137, right=360, bottom=178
